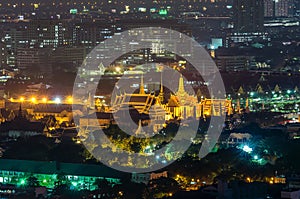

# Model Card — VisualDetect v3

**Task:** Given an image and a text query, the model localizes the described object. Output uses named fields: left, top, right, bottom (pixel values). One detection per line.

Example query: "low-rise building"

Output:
left=0, top=107, right=46, bottom=138
left=0, top=159, right=126, bottom=191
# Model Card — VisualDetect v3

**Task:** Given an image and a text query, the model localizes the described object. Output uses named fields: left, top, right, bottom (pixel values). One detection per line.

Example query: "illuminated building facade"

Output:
left=200, top=98, right=233, bottom=117
left=214, top=55, right=256, bottom=72
left=0, top=159, right=123, bottom=191
left=264, top=0, right=275, bottom=17
left=167, top=75, right=200, bottom=119
left=264, top=0, right=294, bottom=18
left=111, top=90, right=157, bottom=115
left=110, top=75, right=232, bottom=122
left=274, top=0, right=293, bottom=17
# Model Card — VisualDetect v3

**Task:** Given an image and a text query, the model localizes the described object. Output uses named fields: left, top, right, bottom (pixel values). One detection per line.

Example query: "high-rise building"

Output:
left=233, top=0, right=264, bottom=32
left=274, top=0, right=293, bottom=17
left=264, top=0, right=294, bottom=18
left=264, top=0, right=275, bottom=17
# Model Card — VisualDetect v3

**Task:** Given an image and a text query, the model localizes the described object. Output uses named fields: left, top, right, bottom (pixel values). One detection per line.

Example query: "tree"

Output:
left=27, top=176, right=39, bottom=187
left=93, top=179, right=113, bottom=198
left=115, top=181, right=149, bottom=199
left=149, top=177, right=180, bottom=198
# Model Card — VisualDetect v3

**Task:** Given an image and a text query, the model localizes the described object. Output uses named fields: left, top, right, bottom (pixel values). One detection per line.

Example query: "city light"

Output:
left=115, top=66, right=121, bottom=73
left=31, top=97, right=37, bottom=104
left=67, top=96, right=73, bottom=104
left=20, top=179, right=26, bottom=185
left=71, top=181, right=78, bottom=187
left=54, top=97, right=61, bottom=104
left=42, top=97, right=47, bottom=103
left=242, top=145, right=253, bottom=153
left=20, top=97, right=25, bottom=102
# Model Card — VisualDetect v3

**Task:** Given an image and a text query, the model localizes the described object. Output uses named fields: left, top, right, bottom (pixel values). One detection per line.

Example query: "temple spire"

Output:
left=158, top=71, right=164, bottom=102
left=135, top=120, right=146, bottom=137
left=178, top=74, right=185, bottom=93
left=245, top=98, right=250, bottom=113
left=236, top=99, right=241, bottom=113
left=246, top=98, right=249, bottom=108
left=139, top=74, right=145, bottom=94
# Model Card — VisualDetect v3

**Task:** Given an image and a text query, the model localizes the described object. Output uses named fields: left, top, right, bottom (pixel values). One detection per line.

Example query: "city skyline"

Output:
left=0, top=0, right=299, bottom=198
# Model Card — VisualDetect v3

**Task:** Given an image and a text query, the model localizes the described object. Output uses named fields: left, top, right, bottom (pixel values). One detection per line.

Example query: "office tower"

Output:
left=234, top=0, right=264, bottom=32
left=275, top=0, right=293, bottom=17
left=264, top=0, right=275, bottom=17
left=265, top=0, right=294, bottom=18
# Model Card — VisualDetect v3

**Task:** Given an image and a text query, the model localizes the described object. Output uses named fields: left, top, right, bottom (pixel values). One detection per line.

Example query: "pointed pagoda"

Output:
left=274, top=84, right=281, bottom=93
left=18, top=103, right=23, bottom=118
left=135, top=120, right=147, bottom=137
left=245, top=98, right=250, bottom=113
left=236, top=99, right=241, bottom=114
left=259, top=74, right=266, bottom=82
left=295, top=86, right=299, bottom=93
left=177, top=74, right=185, bottom=94
left=238, top=86, right=245, bottom=96
left=158, top=72, right=164, bottom=103
left=139, top=74, right=145, bottom=94
left=256, top=84, right=264, bottom=94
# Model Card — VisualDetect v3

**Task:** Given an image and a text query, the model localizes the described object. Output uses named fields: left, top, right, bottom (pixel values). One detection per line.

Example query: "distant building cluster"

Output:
left=0, top=19, right=191, bottom=77
left=264, top=0, right=295, bottom=18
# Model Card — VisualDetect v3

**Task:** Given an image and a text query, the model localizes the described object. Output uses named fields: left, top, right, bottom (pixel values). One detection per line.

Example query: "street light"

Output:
left=242, top=145, right=253, bottom=153
left=54, top=97, right=61, bottom=104
left=31, top=97, right=37, bottom=104
left=42, top=97, right=47, bottom=103
left=67, top=96, right=73, bottom=104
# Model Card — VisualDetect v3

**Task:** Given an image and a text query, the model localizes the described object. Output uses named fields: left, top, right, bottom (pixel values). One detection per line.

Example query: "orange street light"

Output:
left=31, top=97, right=37, bottom=104
left=67, top=96, right=73, bottom=104
left=42, top=97, right=47, bottom=103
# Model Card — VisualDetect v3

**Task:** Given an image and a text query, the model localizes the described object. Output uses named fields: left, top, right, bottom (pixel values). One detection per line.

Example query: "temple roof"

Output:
left=0, top=114, right=45, bottom=133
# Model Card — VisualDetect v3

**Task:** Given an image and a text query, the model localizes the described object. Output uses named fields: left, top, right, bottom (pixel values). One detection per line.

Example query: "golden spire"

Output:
left=160, top=71, right=163, bottom=94
left=236, top=99, right=241, bottom=113
left=139, top=74, right=145, bottom=94
left=245, top=98, right=250, bottom=113
left=158, top=71, right=164, bottom=103
left=178, top=74, right=185, bottom=93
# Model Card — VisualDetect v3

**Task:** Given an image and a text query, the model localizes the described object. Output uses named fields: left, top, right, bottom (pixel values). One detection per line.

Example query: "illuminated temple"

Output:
left=80, top=75, right=233, bottom=136
left=110, top=75, right=233, bottom=120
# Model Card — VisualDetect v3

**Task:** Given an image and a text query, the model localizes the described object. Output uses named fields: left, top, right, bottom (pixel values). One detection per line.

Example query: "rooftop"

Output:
left=0, top=159, right=127, bottom=179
